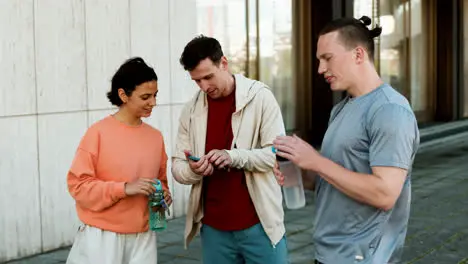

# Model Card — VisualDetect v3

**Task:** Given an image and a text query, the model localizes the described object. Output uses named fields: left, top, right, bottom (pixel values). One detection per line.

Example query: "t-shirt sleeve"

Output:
left=368, top=103, right=419, bottom=170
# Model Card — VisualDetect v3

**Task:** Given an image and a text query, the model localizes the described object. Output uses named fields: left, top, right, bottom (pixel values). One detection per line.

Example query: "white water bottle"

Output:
left=279, top=161, right=306, bottom=209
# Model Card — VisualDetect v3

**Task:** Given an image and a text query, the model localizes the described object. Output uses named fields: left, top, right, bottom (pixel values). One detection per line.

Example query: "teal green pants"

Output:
left=201, top=223, right=289, bottom=264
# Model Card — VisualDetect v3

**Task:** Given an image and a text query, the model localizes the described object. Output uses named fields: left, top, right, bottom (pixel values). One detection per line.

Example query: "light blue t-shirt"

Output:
left=314, top=84, right=420, bottom=264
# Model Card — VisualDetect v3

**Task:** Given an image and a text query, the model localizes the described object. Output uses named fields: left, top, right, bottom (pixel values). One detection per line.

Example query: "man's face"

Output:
left=120, top=80, right=158, bottom=118
left=189, top=57, right=230, bottom=99
left=316, top=31, right=358, bottom=92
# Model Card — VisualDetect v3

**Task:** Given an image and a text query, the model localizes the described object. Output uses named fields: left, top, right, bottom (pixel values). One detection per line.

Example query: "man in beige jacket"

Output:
left=172, top=35, right=288, bottom=264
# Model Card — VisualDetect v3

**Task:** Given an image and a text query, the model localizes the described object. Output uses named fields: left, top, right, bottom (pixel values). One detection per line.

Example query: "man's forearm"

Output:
left=314, top=157, right=394, bottom=210
left=171, top=158, right=203, bottom=185
left=227, top=147, right=275, bottom=172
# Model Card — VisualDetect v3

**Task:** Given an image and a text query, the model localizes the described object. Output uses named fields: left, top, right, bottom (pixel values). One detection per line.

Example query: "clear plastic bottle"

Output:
left=148, top=179, right=167, bottom=232
left=278, top=161, right=306, bottom=210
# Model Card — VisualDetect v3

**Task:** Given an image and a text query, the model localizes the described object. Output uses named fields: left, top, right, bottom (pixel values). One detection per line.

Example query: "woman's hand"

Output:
left=124, top=178, right=156, bottom=196
left=164, top=189, right=172, bottom=207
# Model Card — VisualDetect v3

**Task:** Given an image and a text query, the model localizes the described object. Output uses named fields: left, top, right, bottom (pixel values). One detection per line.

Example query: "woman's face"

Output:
left=119, top=80, right=158, bottom=118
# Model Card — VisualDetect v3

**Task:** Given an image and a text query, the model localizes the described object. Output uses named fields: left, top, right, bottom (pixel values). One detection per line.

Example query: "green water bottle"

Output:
left=148, top=179, right=168, bottom=232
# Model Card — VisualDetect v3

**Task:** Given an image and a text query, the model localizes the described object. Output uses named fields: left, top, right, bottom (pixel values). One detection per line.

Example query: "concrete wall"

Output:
left=0, top=0, right=201, bottom=261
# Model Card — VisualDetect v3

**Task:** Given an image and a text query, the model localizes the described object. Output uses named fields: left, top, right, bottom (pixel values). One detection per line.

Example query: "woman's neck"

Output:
left=113, top=108, right=142, bottom=126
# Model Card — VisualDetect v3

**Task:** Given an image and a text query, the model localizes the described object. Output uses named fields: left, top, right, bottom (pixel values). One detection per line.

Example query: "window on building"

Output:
left=195, top=0, right=296, bottom=131
left=195, top=0, right=249, bottom=75
left=354, top=0, right=434, bottom=122
left=258, top=0, right=295, bottom=131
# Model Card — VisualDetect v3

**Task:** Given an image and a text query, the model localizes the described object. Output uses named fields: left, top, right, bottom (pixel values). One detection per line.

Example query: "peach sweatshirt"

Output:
left=67, top=115, right=168, bottom=233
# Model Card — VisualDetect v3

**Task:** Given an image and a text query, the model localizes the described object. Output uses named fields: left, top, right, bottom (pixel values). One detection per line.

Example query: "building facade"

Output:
left=1, top=0, right=467, bottom=261
left=298, top=0, right=468, bottom=145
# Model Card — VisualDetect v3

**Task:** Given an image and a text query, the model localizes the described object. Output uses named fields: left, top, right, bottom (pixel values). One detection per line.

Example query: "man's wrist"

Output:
left=310, top=155, right=328, bottom=174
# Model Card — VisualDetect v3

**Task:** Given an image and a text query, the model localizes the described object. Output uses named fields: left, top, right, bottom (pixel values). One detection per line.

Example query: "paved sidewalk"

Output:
left=6, top=142, right=468, bottom=264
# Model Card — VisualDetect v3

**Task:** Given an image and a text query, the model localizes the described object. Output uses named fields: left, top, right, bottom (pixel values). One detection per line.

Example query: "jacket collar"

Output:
left=192, top=74, right=263, bottom=114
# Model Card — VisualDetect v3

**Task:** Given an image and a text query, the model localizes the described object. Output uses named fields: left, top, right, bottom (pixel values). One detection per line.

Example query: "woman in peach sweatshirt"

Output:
left=66, top=57, right=172, bottom=264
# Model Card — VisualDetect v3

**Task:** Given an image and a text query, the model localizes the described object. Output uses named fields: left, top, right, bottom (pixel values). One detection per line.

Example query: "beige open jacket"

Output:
left=171, top=74, right=286, bottom=249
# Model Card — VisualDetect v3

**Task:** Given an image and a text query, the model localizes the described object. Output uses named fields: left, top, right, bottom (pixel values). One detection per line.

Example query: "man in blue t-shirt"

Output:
left=273, top=16, right=420, bottom=264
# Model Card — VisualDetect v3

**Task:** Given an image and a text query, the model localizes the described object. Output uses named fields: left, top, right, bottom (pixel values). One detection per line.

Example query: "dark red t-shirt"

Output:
left=202, top=88, right=260, bottom=231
